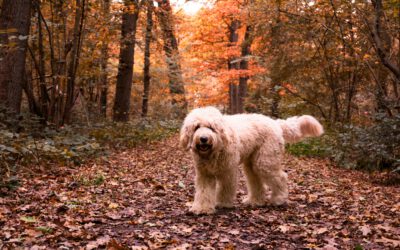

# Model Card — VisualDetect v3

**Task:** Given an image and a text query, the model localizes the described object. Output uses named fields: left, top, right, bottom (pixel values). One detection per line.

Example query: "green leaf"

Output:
left=354, top=244, right=363, bottom=250
left=20, top=216, right=37, bottom=223
left=36, top=226, right=53, bottom=234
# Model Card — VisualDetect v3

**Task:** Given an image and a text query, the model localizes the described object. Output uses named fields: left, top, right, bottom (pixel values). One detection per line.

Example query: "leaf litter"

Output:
left=0, top=136, right=399, bottom=249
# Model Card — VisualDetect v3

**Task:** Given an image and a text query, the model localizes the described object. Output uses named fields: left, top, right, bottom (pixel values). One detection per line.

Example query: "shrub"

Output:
left=286, top=136, right=329, bottom=158
left=285, top=113, right=400, bottom=172
left=328, top=114, right=400, bottom=171
left=0, top=108, right=181, bottom=188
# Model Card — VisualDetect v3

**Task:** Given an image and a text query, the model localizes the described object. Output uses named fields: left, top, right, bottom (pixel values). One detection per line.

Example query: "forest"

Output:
left=0, top=0, right=399, bottom=249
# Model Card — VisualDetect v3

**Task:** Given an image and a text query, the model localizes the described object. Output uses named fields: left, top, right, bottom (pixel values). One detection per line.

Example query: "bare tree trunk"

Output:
left=0, top=0, right=32, bottom=114
left=49, top=0, right=68, bottom=126
left=22, top=67, right=41, bottom=116
left=238, top=25, right=252, bottom=113
left=270, top=84, right=281, bottom=118
left=36, top=1, right=49, bottom=120
left=142, top=1, right=154, bottom=117
left=113, top=0, right=140, bottom=122
left=156, top=0, right=187, bottom=117
left=63, top=0, right=86, bottom=124
left=269, top=0, right=283, bottom=118
left=99, top=0, right=111, bottom=117
left=345, top=3, right=357, bottom=123
left=228, top=20, right=240, bottom=114
left=370, top=0, right=400, bottom=82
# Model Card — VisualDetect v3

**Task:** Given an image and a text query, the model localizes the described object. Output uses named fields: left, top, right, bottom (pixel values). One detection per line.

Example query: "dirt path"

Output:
left=1, top=136, right=399, bottom=249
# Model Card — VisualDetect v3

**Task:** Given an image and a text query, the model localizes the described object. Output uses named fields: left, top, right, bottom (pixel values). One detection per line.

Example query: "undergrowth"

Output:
left=287, top=114, right=400, bottom=173
left=0, top=111, right=180, bottom=189
left=286, top=136, right=330, bottom=158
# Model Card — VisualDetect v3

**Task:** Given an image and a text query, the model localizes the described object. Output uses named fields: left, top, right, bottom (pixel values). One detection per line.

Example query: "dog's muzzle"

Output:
left=196, top=143, right=212, bottom=153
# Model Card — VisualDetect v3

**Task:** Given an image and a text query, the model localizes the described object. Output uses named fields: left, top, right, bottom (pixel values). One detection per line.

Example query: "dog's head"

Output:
left=180, top=107, right=229, bottom=157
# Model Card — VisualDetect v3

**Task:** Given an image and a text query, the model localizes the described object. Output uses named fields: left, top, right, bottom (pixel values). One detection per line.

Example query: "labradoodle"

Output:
left=180, top=107, right=323, bottom=214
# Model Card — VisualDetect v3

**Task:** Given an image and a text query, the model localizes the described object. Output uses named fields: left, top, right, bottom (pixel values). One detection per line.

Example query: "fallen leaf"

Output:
left=375, top=237, right=400, bottom=247
left=108, top=202, right=119, bottom=209
left=278, top=225, right=290, bottom=233
left=20, top=216, right=37, bottom=223
left=178, top=181, right=185, bottom=189
left=107, top=239, right=129, bottom=250
left=86, top=235, right=111, bottom=250
left=315, top=227, right=328, bottom=235
left=360, top=225, right=371, bottom=236
left=228, top=229, right=240, bottom=235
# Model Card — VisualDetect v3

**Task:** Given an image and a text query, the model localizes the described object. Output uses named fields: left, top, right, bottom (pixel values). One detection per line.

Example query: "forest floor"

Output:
left=0, top=135, right=399, bottom=249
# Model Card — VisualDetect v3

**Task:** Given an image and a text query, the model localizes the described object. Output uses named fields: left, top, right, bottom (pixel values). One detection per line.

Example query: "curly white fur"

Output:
left=180, top=107, right=323, bottom=214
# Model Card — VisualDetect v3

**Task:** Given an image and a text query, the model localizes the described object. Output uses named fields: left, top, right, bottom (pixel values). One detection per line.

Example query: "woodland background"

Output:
left=0, top=0, right=400, bottom=248
left=0, top=0, right=399, bottom=185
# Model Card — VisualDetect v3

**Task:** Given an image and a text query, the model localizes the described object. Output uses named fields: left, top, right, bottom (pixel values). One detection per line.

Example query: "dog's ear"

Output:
left=212, top=119, right=230, bottom=146
left=179, top=120, right=196, bottom=150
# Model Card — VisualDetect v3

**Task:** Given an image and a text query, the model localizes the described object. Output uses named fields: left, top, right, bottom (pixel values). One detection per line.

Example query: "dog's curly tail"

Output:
left=278, top=115, right=324, bottom=144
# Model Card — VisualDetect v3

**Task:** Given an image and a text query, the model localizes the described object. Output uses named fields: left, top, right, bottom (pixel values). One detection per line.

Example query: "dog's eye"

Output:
left=194, top=125, right=200, bottom=131
left=208, top=126, right=216, bottom=132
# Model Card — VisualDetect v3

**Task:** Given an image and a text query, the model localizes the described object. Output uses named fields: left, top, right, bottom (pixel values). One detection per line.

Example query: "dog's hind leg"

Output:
left=242, top=161, right=266, bottom=206
left=251, top=142, right=288, bottom=206
left=190, top=170, right=217, bottom=214
left=265, top=170, right=288, bottom=205
left=216, top=168, right=238, bottom=208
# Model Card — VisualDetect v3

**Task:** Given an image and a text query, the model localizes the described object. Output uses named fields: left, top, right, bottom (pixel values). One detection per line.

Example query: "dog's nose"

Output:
left=200, top=136, right=208, bottom=143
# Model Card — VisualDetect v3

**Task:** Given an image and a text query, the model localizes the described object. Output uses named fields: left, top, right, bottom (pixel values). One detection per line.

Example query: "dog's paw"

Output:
left=189, top=205, right=215, bottom=215
left=242, top=196, right=265, bottom=207
left=269, top=195, right=287, bottom=206
left=216, top=201, right=234, bottom=209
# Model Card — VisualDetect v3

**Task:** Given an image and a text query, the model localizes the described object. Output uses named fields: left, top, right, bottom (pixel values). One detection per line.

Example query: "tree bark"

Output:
left=63, top=0, right=86, bottom=124
left=370, top=0, right=400, bottom=81
left=113, top=0, right=140, bottom=122
left=99, top=0, right=111, bottom=117
left=142, top=1, right=154, bottom=117
left=156, top=0, right=187, bottom=117
left=228, top=20, right=240, bottom=114
left=0, top=0, right=32, bottom=114
left=269, top=0, right=283, bottom=118
left=36, top=1, right=49, bottom=119
left=238, top=25, right=252, bottom=113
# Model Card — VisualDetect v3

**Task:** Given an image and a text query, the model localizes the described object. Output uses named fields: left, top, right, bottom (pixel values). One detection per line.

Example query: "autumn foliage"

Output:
left=0, top=0, right=400, bottom=248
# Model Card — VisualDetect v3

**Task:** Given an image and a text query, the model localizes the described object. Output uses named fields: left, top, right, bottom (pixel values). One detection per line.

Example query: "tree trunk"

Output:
left=36, top=1, right=49, bottom=120
left=228, top=20, right=240, bottom=114
left=113, top=0, right=140, bottom=122
left=269, top=0, right=283, bottom=118
left=270, top=84, right=281, bottom=118
left=0, top=0, right=32, bottom=114
left=142, top=1, right=154, bottom=118
left=156, top=0, right=187, bottom=117
left=238, top=25, right=252, bottom=113
left=99, top=0, right=111, bottom=117
left=63, top=0, right=86, bottom=124
left=370, top=0, right=400, bottom=82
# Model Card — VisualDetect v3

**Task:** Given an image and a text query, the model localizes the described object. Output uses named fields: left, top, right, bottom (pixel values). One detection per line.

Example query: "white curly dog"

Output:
left=180, top=106, right=324, bottom=214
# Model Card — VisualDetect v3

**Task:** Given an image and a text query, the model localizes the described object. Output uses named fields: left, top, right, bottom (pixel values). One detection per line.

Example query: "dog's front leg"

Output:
left=216, top=168, right=237, bottom=208
left=190, top=171, right=216, bottom=215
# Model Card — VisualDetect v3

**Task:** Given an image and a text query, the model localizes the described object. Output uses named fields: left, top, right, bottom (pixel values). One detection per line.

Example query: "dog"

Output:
left=180, top=106, right=323, bottom=214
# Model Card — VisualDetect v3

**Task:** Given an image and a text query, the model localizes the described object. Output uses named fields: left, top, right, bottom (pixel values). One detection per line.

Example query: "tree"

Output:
left=0, top=0, right=32, bottom=114
left=156, top=0, right=187, bottom=117
left=369, top=0, right=400, bottom=83
left=113, top=0, right=140, bottom=122
left=63, top=0, right=86, bottom=124
left=238, top=24, right=252, bottom=113
left=99, top=0, right=111, bottom=117
left=142, top=0, right=154, bottom=117
left=228, top=19, right=240, bottom=114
